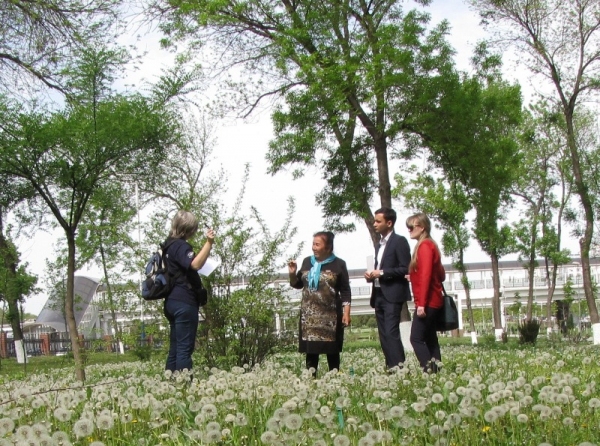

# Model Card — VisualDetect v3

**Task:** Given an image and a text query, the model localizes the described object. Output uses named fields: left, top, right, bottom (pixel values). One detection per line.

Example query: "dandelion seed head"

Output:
left=260, top=430, right=278, bottom=444
left=484, top=410, right=498, bottom=423
left=233, top=412, right=248, bottom=426
left=411, top=402, right=427, bottom=413
left=357, top=437, right=375, bottom=446
left=96, top=414, right=114, bottom=431
left=206, top=421, right=221, bottom=432
left=283, top=413, right=302, bottom=431
left=203, top=429, right=221, bottom=443
left=319, top=406, right=331, bottom=416
left=201, top=403, right=218, bottom=419
left=562, top=417, right=574, bottom=426
left=429, top=424, right=443, bottom=437
left=266, top=417, right=281, bottom=431
left=366, top=402, right=380, bottom=412
left=366, top=430, right=382, bottom=441
left=73, top=418, right=94, bottom=439
left=0, top=418, right=15, bottom=436
left=431, top=393, right=444, bottom=404
left=333, top=434, right=351, bottom=446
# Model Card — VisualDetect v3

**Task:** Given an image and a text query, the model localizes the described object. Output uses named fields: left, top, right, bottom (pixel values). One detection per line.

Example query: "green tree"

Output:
left=0, top=46, right=183, bottom=381
left=75, top=183, right=139, bottom=347
left=394, top=172, right=478, bottom=338
left=420, top=47, right=523, bottom=337
left=0, top=214, right=38, bottom=363
left=202, top=177, right=301, bottom=369
left=139, top=114, right=222, bottom=326
left=43, top=258, right=69, bottom=336
left=470, top=0, right=600, bottom=339
left=511, top=103, right=572, bottom=328
left=151, top=0, right=459, bottom=322
left=0, top=0, right=119, bottom=95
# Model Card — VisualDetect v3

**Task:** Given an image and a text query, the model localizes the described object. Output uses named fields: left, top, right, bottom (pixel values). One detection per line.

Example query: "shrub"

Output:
left=132, top=345, right=153, bottom=361
left=518, top=319, right=541, bottom=344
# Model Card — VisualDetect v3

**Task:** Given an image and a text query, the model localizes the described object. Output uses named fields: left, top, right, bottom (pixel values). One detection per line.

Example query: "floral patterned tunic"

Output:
left=291, top=257, right=351, bottom=355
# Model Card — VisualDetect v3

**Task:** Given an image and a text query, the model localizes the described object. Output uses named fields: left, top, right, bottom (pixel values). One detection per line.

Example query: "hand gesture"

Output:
left=287, top=259, right=297, bottom=275
left=205, top=228, right=216, bottom=242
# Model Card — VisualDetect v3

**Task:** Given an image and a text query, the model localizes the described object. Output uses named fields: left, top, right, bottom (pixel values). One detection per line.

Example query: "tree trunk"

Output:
left=564, top=114, right=599, bottom=329
left=544, top=259, right=558, bottom=334
left=491, top=252, right=503, bottom=339
left=99, top=244, right=121, bottom=344
left=374, top=137, right=392, bottom=210
left=0, top=214, right=25, bottom=359
left=458, top=249, right=476, bottom=335
left=525, top=255, right=536, bottom=322
left=66, top=231, right=86, bottom=382
left=372, top=137, right=409, bottom=322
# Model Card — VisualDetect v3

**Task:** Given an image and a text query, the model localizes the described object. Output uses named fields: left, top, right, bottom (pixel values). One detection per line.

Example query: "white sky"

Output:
left=13, top=0, right=571, bottom=315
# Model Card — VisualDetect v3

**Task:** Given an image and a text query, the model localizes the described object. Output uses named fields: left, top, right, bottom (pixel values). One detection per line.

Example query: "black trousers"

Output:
left=410, top=306, right=442, bottom=372
left=374, top=288, right=405, bottom=368
left=305, top=353, right=340, bottom=376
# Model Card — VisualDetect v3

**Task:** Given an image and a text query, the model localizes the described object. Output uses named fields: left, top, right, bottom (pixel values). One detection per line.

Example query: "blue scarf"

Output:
left=308, top=254, right=336, bottom=291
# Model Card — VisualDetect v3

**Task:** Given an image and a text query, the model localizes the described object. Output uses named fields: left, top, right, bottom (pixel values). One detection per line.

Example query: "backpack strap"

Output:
left=162, top=238, right=184, bottom=284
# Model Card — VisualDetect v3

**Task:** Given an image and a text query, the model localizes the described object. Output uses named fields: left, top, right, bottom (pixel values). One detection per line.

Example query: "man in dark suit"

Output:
left=365, top=207, right=412, bottom=369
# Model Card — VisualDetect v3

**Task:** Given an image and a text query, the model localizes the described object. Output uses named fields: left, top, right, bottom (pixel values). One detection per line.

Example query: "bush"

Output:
left=132, top=345, right=153, bottom=361
left=201, top=286, right=295, bottom=369
left=518, top=319, right=541, bottom=344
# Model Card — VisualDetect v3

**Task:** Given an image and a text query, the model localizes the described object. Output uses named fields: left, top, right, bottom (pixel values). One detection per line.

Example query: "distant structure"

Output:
left=34, top=275, right=101, bottom=335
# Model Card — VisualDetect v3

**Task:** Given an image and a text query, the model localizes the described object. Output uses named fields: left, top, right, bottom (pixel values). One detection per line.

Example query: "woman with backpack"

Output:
left=163, top=210, right=215, bottom=374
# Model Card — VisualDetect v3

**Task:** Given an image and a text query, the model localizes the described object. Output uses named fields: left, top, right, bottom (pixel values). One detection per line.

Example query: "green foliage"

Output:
left=132, top=345, right=154, bottom=361
left=472, top=0, right=600, bottom=327
left=0, top=219, right=38, bottom=340
left=201, top=287, right=295, bottom=369
left=154, top=0, right=460, bottom=239
left=518, top=319, right=541, bottom=345
left=0, top=44, right=187, bottom=381
left=0, top=0, right=120, bottom=95
left=197, top=174, right=300, bottom=369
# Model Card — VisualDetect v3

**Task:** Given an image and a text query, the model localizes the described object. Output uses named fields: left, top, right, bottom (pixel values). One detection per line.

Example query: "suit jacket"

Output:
left=370, top=231, right=412, bottom=307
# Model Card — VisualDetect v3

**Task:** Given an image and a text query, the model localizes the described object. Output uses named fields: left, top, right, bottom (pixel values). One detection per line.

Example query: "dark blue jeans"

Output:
left=164, top=299, right=199, bottom=372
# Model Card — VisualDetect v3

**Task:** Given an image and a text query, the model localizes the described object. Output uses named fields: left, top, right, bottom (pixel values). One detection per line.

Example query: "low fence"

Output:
left=0, top=332, right=161, bottom=359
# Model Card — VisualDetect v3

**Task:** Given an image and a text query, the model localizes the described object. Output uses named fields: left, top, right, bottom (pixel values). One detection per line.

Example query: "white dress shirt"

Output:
left=374, top=231, right=392, bottom=287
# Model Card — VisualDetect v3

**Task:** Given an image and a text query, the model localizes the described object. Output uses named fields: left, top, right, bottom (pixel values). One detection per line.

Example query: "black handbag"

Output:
left=436, top=284, right=459, bottom=332
left=195, top=280, right=208, bottom=307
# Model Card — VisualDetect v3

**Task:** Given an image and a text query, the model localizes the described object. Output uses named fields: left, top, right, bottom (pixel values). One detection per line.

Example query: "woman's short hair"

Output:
left=313, top=231, right=335, bottom=253
left=169, top=210, right=199, bottom=239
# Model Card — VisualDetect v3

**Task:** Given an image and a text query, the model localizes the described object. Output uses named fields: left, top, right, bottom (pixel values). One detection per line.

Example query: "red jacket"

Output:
left=410, top=239, right=446, bottom=309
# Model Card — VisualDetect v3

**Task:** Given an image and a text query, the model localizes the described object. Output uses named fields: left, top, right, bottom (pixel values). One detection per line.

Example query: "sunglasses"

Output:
left=407, top=224, right=421, bottom=231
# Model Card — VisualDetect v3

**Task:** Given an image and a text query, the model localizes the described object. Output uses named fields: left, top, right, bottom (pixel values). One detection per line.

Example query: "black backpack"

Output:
left=141, top=239, right=177, bottom=301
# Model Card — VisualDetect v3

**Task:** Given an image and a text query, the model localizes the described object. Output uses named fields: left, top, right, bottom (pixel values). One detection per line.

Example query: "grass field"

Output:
left=1, top=336, right=599, bottom=445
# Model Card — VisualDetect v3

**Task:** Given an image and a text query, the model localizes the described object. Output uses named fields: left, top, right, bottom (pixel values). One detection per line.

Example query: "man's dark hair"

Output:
left=374, top=207, right=397, bottom=226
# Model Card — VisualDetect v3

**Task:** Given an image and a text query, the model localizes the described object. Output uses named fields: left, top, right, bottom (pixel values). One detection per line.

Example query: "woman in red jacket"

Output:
left=406, top=213, right=445, bottom=372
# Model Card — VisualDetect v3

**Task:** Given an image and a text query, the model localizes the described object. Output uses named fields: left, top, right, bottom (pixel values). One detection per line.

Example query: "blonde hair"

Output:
left=406, top=212, right=439, bottom=272
left=169, top=210, right=199, bottom=240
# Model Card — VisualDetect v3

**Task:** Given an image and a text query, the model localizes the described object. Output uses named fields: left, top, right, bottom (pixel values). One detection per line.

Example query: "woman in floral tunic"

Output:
left=288, top=231, right=351, bottom=376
